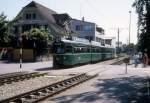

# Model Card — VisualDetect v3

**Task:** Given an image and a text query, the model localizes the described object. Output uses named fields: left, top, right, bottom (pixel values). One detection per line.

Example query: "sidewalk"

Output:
left=0, top=58, right=122, bottom=75
left=0, top=61, right=53, bottom=74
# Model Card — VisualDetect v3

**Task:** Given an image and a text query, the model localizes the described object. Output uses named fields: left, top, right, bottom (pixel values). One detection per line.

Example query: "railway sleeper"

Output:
left=12, top=97, right=28, bottom=103
left=37, top=91, right=48, bottom=97
left=18, top=98, right=37, bottom=103
left=1, top=74, right=96, bottom=103
left=44, top=88, right=54, bottom=93
left=28, top=94, right=39, bottom=99
left=48, top=86, right=58, bottom=91
left=52, top=85, right=63, bottom=91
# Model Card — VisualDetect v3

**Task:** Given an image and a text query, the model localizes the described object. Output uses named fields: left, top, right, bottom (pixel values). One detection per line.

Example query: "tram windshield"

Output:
left=53, top=42, right=65, bottom=54
left=56, top=47, right=64, bottom=54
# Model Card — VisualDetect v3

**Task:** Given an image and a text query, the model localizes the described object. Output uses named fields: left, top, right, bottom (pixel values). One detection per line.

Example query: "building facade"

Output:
left=12, top=1, right=65, bottom=37
left=12, top=1, right=115, bottom=48
left=68, top=19, right=108, bottom=45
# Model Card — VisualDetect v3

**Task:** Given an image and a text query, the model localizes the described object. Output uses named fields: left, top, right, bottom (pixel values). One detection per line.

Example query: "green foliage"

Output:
left=133, top=0, right=150, bottom=52
left=21, top=28, right=53, bottom=55
left=22, top=28, right=53, bottom=41
left=0, top=13, right=9, bottom=46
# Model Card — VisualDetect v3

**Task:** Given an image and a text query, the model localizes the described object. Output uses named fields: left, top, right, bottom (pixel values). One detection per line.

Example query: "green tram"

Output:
left=52, top=38, right=115, bottom=68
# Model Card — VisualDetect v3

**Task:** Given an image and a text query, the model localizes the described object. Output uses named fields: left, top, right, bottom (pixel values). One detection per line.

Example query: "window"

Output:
left=29, top=14, right=31, bottom=19
left=65, top=46, right=72, bottom=53
left=101, top=39, right=105, bottom=46
left=84, top=25, right=92, bottom=31
left=76, top=25, right=80, bottom=31
left=33, top=13, right=36, bottom=19
left=26, top=13, right=31, bottom=20
left=26, top=14, right=29, bottom=19
left=75, top=25, right=83, bottom=31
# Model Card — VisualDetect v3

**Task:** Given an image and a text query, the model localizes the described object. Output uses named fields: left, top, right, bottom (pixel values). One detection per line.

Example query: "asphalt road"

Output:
left=42, top=64, right=149, bottom=103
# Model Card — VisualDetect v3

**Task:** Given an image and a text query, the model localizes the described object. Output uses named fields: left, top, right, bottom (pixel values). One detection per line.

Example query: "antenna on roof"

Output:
left=82, top=17, right=84, bottom=21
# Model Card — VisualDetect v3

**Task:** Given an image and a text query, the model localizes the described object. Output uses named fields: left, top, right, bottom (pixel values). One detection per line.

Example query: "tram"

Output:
left=52, top=38, right=115, bottom=68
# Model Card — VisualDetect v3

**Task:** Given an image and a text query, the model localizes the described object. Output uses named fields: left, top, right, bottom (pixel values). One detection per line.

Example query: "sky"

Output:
left=0, top=0, right=138, bottom=44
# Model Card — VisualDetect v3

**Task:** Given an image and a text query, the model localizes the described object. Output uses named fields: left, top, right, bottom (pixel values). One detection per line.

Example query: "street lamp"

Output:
left=129, top=11, right=131, bottom=53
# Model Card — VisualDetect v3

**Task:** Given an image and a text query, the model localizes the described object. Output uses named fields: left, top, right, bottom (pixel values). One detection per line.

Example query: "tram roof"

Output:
left=62, top=39, right=90, bottom=45
left=61, top=39, right=114, bottom=49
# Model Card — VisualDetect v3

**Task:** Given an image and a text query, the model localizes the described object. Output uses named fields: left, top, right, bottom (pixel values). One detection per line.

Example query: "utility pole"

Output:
left=129, top=11, right=131, bottom=54
left=108, top=27, right=128, bottom=57
left=118, top=28, right=120, bottom=56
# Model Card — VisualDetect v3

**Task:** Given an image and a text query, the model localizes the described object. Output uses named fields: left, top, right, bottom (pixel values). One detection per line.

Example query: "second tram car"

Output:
left=52, top=38, right=115, bottom=68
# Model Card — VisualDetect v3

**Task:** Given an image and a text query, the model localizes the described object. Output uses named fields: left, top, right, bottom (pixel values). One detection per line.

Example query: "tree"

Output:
left=21, top=28, right=53, bottom=55
left=0, top=13, right=9, bottom=46
left=133, top=0, right=150, bottom=52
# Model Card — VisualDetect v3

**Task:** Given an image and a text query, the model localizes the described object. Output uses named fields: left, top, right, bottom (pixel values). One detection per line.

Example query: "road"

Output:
left=42, top=64, right=150, bottom=103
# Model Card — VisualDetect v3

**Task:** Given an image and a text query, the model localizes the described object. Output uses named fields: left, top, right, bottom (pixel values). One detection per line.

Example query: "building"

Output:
left=69, top=19, right=95, bottom=40
left=12, top=1, right=66, bottom=37
left=11, top=1, right=115, bottom=47
left=68, top=19, right=106, bottom=44
left=68, top=19, right=116, bottom=47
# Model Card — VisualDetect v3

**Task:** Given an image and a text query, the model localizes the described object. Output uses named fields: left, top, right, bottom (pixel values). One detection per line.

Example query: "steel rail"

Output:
left=0, top=72, right=47, bottom=86
left=0, top=73, right=98, bottom=103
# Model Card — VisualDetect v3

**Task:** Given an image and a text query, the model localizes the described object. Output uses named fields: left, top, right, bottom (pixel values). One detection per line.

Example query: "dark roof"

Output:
left=25, top=1, right=57, bottom=23
left=53, top=13, right=71, bottom=27
left=14, top=1, right=67, bottom=36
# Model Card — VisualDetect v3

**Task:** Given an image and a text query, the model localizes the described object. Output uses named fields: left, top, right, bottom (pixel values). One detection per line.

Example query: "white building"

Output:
left=68, top=19, right=115, bottom=47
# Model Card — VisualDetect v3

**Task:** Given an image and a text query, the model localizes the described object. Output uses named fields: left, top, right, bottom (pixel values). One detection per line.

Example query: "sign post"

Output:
left=19, top=36, right=22, bottom=69
left=123, top=57, right=130, bottom=74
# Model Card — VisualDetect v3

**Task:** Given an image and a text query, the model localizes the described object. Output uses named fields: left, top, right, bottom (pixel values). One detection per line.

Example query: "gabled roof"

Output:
left=24, top=1, right=57, bottom=23
left=13, top=1, right=68, bottom=36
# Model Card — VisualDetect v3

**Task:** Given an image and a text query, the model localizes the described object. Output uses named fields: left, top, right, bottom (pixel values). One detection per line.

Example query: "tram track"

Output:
left=0, top=73, right=98, bottom=103
left=0, top=72, right=47, bottom=86
left=0, top=58, right=123, bottom=103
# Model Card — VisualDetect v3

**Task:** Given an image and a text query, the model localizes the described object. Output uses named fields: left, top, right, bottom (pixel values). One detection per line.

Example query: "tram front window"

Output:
left=56, top=47, right=64, bottom=54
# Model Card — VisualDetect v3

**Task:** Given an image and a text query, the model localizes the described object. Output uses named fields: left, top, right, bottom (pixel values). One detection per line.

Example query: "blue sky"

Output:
left=0, top=0, right=137, bottom=44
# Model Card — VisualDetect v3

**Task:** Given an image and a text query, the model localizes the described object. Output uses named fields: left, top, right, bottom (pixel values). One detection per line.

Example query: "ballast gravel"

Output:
left=0, top=75, right=71, bottom=101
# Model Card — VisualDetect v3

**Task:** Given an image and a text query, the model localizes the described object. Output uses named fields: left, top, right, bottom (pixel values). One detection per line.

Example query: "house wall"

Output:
left=22, top=8, right=42, bottom=20
left=13, top=49, right=34, bottom=62
left=13, top=7, right=49, bottom=35
left=69, top=20, right=96, bottom=41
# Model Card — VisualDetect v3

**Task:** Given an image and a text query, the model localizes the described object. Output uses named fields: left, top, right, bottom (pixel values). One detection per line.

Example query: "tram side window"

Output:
left=92, top=48, right=96, bottom=53
left=98, top=48, right=102, bottom=52
left=81, top=47, right=87, bottom=53
left=65, top=46, right=72, bottom=53
left=105, top=48, right=111, bottom=53
left=96, top=48, right=99, bottom=53
left=74, top=47, right=78, bottom=53
left=101, top=48, right=105, bottom=53
left=87, top=48, right=90, bottom=53
left=74, top=47, right=82, bottom=53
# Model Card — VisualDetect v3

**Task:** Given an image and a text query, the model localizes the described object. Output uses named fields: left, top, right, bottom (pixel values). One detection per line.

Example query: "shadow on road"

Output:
left=50, top=76, right=149, bottom=103
left=35, top=67, right=54, bottom=71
